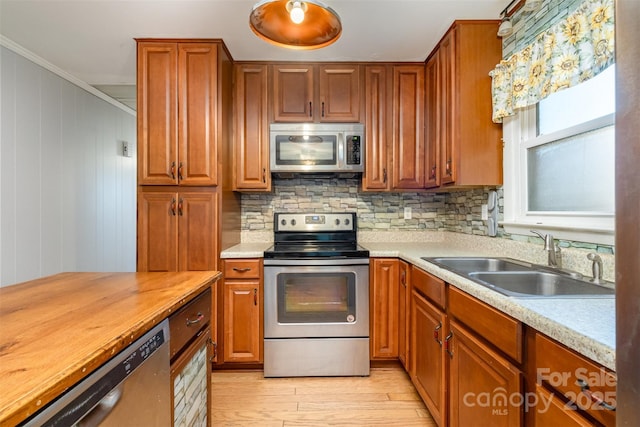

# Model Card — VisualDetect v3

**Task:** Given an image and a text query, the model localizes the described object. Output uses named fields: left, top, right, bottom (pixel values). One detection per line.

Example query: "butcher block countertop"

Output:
left=0, top=271, right=221, bottom=427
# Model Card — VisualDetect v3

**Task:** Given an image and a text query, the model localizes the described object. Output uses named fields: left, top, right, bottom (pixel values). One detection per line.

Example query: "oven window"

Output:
left=277, top=272, right=356, bottom=323
left=274, top=135, right=337, bottom=165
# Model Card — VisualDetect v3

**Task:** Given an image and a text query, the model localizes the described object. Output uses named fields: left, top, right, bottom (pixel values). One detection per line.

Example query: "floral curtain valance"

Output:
left=489, top=0, right=615, bottom=123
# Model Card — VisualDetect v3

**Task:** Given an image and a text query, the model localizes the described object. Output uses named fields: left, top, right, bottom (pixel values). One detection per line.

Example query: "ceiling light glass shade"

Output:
left=249, top=0, right=342, bottom=50
left=523, top=0, right=542, bottom=11
left=497, top=17, right=513, bottom=37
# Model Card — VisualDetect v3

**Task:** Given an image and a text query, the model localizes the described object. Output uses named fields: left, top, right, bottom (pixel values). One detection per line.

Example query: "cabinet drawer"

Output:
left=535, top=333, right=616, bottom=427
left=169, top=288, right=212, bottom=360
left=448, top=286, right=522, bottom=363
left=224, top=259, right=261, bottom=279
left=533, top=384, right=592, bottom=427
left=411, top=266, right=445, bottom=309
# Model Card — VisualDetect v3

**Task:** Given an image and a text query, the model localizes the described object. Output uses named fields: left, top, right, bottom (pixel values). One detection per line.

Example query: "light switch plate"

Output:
left=404, top=207, right=412, bottom=220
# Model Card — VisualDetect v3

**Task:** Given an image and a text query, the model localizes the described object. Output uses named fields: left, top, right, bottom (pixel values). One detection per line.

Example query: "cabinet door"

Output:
left=272, top=64, right=314, bottom=122
left=392, top=65, right=425, bottom=189
left=234, top=64, right=270, bottom=190
left=318, top=64, right=360, bottom=122
left=370, top=258, right=399, bottom=359
left=362, top=65, right=390, bottom=190
left=177, top=192, right=218, bottom=271
left=398, top=260, right=410, bottom=370
left=171, top=327, right=211, bottom=426
left=424, top=51, right=441, bottom=189
left=448, top=321, right=522, bottom=427
left=224, top=280, right=262, bottom=362
left=137, top=42, right=178, bottom=185
left=411, top=290, right=447, bottom=427
left=137, top=191, right=178, bottom=272
left=439, top=30, right=456, bottom=185
left=178, top=43, right=218, bottom=186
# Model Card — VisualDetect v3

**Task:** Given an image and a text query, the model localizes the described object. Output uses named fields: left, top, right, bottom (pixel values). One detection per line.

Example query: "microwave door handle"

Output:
left=338, top=135, right=344, bottom=167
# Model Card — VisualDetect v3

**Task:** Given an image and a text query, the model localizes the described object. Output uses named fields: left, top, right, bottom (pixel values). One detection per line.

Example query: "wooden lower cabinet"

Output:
left=170, top=328, right=212, bottom=426
left=448, top=320, right=522, bottom=427
left=397, top=260, right=410, bottom=369
left=370, top=258, right=400, bottom=359
left=532, top=332, right=616, bottom=427
left=221, top=259, right=263, bottom=363
left=411, top=289, right=447, bottom=426
left=137, top=189, right=218, bottom=272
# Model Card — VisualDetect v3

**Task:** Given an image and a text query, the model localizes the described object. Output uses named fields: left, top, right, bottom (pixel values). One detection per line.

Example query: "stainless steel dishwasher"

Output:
left=22, top=319, right=171, bottom=426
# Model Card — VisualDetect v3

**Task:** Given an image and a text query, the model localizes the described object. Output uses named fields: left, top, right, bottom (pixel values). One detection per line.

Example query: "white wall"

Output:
left=0, top=43, right=137, bottom=287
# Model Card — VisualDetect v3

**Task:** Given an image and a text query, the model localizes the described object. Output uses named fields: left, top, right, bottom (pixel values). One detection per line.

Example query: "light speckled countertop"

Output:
left=221, top=232, right=615, bottom=370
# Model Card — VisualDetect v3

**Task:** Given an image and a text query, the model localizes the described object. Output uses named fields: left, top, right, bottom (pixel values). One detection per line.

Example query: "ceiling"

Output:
left=0, top=0, right=506, bottom=110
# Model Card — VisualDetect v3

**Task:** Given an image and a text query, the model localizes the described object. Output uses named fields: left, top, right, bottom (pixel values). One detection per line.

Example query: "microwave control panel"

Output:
left=346, top=135, right=362, bottom=165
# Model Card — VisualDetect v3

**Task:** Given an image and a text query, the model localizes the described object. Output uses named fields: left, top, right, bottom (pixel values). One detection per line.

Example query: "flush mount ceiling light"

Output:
left=249, top=0, right=342, bottom=50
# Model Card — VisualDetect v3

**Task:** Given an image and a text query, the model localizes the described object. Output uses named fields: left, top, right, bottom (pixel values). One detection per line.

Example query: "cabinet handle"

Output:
left=178, top=162, right=184, bottom=181
left=433, top=323, right=443, bottom=346
left=170, top=161, right=176, bottom=179
left=444, top=331, right=454, bottom=358
left=321, top=101, right=325, bottom=117
left=208, top=338, right=217, bottom=361
left=445, top=160, right=452, bottom=176
left=171, top=198, right=177, bottom=216
left=232, top=267, right=252, bottom=273
left=262, top=168, right=266, bottom=183
left=186, top=312, right=204, bottom=326
left=178, top=198, right=184, bottom=216
left=400, top=270, right=406, bottom=287
left=383, top=168, right=387, bottom=184
left=254, top=288, right=258, bottom=306
left=309, top=101, right=312, bottom=117
left=430, top=165, right=437, bottom=180
left=576, top=379, right=616, bottom=411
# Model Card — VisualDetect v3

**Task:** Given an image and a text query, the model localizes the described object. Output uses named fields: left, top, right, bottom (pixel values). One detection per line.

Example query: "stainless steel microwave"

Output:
left=270, top=123, right=364, bottom=174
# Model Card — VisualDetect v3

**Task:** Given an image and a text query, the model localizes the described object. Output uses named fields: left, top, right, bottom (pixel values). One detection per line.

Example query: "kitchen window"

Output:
left=502, top=65, right=615, bottom=245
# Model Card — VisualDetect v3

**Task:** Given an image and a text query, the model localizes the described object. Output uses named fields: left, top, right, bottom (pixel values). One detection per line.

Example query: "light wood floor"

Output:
left=211, top=366, right=437, bottom=426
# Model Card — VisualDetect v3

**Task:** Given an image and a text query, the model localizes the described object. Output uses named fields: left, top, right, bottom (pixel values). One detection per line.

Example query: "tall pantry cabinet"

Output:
left=135, top=40, right=241, bottom=380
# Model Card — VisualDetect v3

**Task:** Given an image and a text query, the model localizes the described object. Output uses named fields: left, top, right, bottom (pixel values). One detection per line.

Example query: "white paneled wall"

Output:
left=0, top=45, right=137, bottom=287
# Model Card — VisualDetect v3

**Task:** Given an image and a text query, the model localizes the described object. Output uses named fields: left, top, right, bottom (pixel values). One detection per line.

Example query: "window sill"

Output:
left=501, top=221, right=614, bottom=246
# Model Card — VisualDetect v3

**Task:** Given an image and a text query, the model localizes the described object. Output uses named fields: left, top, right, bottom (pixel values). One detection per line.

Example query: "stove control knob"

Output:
left=345, top=218, right=350, bottom=226
left=291, top=219, right=297, bottom=226
left=335, top=219, right=341, bottom=226
left=281, top=219, right=287, bottom=226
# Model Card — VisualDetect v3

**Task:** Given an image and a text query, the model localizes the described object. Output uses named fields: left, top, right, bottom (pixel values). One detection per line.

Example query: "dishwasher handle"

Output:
left=77, top=385, right=123, bottom=427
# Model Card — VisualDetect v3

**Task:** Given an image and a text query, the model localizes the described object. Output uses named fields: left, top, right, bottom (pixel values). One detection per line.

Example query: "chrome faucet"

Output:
left=530, top=230, right=562, bottom=268
left=587, top=253, right=605, bottom=284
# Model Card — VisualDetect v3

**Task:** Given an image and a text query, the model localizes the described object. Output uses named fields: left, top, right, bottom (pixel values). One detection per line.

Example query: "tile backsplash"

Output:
left=240, top=177, right=614, bottom=254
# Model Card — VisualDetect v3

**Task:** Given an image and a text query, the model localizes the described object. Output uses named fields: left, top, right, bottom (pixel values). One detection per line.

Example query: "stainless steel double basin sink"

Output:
left=421, top=257, right=615, bottom=298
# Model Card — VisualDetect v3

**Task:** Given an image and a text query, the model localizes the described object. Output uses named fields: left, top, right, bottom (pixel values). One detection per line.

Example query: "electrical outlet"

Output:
left=481, top=204, right=489, bottom=220
left=404, top=207, right=412, bottom=220
left=122, top=141, right=131, bottom=157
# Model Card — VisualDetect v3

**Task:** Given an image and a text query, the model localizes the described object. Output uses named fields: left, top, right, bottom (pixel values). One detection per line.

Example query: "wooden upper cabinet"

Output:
left=425, top=21, right=503, bottom=189
left=424, top=49, right=441, bottom=189
left=363, top=65, right=390, bottom=191
left=137, top=42, right=178, bottom=185
left=318, top=64, right=361, bottom=122
left=392, top=65, right=425, bottom=190
left=272, top=63, right=361, bottom=122
left=234, top=64, right=270, bottom=191
left=137, top=41, right=218, bottom=186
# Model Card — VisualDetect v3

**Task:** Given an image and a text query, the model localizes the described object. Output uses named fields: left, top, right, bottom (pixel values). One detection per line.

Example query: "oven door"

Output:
left=264, top=260, right=369, bottom=338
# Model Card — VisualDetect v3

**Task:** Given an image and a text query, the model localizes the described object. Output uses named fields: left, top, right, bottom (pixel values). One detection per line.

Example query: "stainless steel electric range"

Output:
left=263, top=212, right=370, bottom=377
